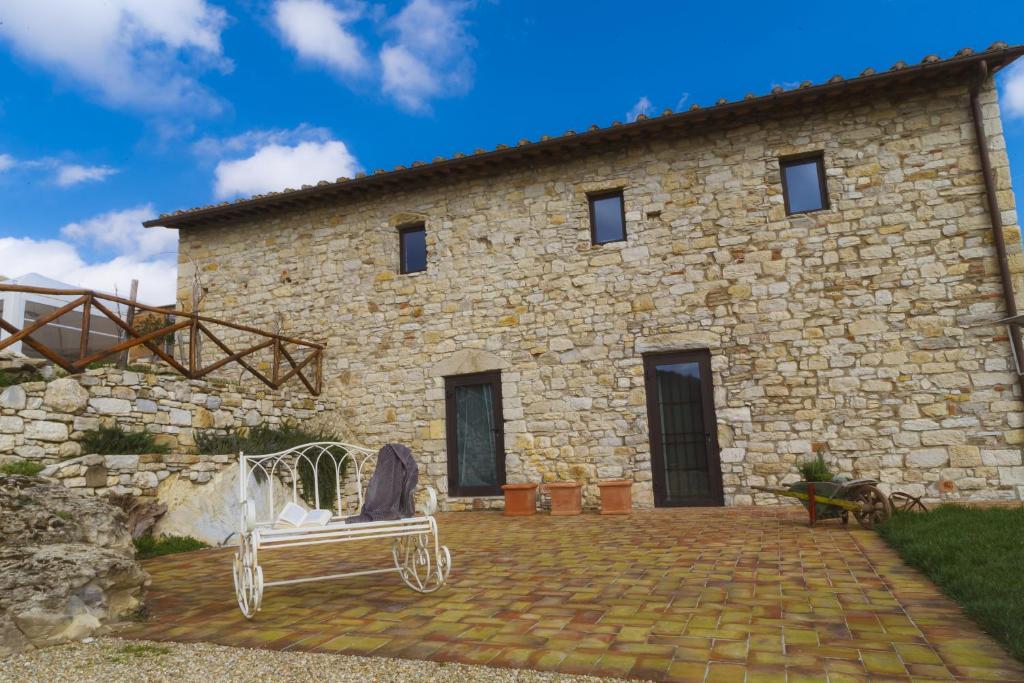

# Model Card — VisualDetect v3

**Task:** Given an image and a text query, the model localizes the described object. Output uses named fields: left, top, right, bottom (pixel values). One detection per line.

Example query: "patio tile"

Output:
left=122, top=507, right=1024, bottom=681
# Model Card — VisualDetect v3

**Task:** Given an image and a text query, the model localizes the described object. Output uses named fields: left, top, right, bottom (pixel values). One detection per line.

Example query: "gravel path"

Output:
left=0, top=638, right=627, bottom=683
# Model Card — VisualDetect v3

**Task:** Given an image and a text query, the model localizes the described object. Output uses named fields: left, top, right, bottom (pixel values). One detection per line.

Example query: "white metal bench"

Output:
left=232, top=442, right=451, bottom=619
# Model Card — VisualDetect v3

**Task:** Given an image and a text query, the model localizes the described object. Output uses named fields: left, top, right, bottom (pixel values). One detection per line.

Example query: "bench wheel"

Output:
left=850, top=483, right=892, bottom=530
left=233, top=535, right=264, bottom=619
left=393, top=533, right=451, bottom=593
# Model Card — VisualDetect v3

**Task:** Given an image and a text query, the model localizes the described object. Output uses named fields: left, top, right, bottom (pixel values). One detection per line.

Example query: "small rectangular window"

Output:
left=780, top=154, right=828, bottom=215
left=399, top=224, right=427, bottom=274
left=588, top=191, right=626, bottom=244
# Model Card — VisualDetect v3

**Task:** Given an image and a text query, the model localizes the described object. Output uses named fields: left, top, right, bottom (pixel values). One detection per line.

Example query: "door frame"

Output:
left=445, top=370, right=506, bottom=497
left=642, top=350, right=725, bottom=507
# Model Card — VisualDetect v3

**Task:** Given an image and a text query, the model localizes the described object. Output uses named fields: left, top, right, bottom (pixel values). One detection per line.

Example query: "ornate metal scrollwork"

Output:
left=392, top=532, right=451, bottom=593
left=233, top=534, right=264, bottom=619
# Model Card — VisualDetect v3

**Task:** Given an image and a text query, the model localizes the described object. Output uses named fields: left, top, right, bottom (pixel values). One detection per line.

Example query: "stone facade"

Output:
left=0, top=361, right=338, bottom=472
left=177, top=78, right=1024, bottom=508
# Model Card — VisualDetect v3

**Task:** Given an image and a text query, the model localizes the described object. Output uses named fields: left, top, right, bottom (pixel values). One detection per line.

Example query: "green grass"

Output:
left=80, top=424, right=170, bottom=455
left=877, top=505, right=1024, bottom=660
left=0, top=460, right=45, bottom=476
left=133, top=534, right=209, bottom=560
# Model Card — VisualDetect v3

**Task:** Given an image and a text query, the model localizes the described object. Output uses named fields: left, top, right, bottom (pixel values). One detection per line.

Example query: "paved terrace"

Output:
left=125, top=508, right=1024, bottom=682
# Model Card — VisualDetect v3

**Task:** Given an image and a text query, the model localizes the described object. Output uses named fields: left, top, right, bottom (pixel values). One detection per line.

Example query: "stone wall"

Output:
left=0, top=360, right=339, bottom=469
left=178, top=78, right=1024, bottom=508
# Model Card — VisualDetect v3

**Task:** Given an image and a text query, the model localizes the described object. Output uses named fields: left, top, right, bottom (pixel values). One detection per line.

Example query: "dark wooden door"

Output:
left=445, top=371, right=505, bottom=496
left=643, top=350, right=724, bottom=507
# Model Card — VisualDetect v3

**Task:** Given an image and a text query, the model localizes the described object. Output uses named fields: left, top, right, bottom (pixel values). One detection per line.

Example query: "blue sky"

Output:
left=2, top=1, right=1024, bottom=304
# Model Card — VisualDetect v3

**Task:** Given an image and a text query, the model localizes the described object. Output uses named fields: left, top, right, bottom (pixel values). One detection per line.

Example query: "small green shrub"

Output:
left=85, top=360, right=157, bottom=373
left=797, top=453, right=834, bottom=482
left=133, top=534, right=208, bottom=560
left=133, top=315, right=176, bottom=348
left=0, top=460, right=45, bottom=476
left=0, top=369, right=44, bottom=387
left=196, top=422, right=346, bottom=508
left=80, top=425, right=169, bottom=455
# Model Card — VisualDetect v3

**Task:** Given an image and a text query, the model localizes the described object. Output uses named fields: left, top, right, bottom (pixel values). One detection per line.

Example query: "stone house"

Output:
left=148, top=45, right=1024, bottom=509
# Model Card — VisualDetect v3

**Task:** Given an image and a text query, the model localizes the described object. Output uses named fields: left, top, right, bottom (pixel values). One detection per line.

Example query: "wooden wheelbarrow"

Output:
left=752, top=479, right=927, bottom=529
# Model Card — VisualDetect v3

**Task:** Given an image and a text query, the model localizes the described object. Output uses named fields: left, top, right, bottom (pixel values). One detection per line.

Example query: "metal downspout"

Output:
left=968, top=60, right=1024, bottom=400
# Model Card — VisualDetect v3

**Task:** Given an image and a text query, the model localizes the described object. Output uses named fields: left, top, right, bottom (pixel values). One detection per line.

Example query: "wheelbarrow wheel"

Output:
left=889, top=491, right=928, bottom=513
left=850, top=483, right=892, bottom=529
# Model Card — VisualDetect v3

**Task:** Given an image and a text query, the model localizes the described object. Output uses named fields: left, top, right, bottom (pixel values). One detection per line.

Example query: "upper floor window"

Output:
left=780, top=154, right=828, bottom=215
left=588, top=190, right=626, bottom=244
left=399, top=224, right=427, bottom=274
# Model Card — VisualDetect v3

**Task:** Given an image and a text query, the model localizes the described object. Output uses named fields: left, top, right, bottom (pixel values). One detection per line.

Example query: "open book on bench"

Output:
left=276, top=502, right=333, bottom=528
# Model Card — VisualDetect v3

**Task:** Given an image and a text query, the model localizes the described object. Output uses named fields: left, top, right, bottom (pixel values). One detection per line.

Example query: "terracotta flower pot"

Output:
left=598, top=480, right=632, bottom=515
left=545, top=481, right=583, bottom=516
left=501, top=483, right=538, bottom=516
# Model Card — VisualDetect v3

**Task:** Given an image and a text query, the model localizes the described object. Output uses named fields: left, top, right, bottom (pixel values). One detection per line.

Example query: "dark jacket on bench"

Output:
left=346, top=443, right=418, bottom=523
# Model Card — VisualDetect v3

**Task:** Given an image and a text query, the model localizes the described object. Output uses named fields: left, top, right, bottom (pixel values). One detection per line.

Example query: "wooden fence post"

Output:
left=117, top=279, right=138, bottom=369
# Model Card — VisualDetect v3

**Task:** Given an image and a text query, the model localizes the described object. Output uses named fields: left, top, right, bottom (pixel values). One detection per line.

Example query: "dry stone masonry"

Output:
left=0, top=358, right=338, bottom=499
left=176, top=78, right=1024, bottom=508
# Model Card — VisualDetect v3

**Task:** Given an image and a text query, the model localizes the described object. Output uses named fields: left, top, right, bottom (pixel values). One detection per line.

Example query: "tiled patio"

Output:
left=124, top=507, right=1024, bottom=682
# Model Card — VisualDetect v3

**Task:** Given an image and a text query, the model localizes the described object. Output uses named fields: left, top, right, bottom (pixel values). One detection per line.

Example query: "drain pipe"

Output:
left=968, top=60, right=1024, bottom=400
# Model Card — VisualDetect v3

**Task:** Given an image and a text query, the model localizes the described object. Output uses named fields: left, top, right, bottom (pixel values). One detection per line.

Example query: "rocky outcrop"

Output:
left=153, top=463, right=290, bottom=546
left=0, top=474, right=148, bottom=656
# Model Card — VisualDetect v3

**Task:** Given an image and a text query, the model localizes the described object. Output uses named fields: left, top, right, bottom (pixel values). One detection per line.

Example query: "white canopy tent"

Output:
left=0, top=273, right=130, bottom=361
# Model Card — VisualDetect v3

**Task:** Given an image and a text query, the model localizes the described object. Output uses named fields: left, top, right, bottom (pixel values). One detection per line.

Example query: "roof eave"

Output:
left=144, top=45, right=1024, bottom=231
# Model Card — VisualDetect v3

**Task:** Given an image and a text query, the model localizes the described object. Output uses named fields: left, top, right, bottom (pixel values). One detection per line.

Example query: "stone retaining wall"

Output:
left=39, top=452, right=231, bottom=498
left=0, top=360, right=339, bottom=466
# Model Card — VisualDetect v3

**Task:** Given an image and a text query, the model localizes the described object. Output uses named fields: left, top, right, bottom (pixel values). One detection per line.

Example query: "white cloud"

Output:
left=0, top=204, right=178, bottom=303
left=380, top=0, right=474, bottom=112
left=274, top=0, right=370, bottom=78
left=0, top=237, right=178, bottom=304
left=0, top=0, right=230, bottom=113
left=1000, top=59, right=1024, bottom=119
left=61, top=205, right=177, bottom=259
left=214, top=140, right=360, bottom=199
left=193, top=124, right=333, bottom=159
left=55, top=164, right=118, bottom=187
left=380, top=45, right=439, bottom=111
left=627, top=96, right=652, bottom=123
left=0, top=155, right=119, bottom=187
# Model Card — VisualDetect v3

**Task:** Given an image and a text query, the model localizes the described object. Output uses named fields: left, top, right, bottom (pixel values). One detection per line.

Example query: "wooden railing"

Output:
left=0, top=284, right=323, bottom=395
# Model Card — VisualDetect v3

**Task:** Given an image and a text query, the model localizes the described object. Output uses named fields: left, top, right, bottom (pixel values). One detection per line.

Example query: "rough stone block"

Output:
left=0, top=386, right=27, bottom=410
left=24, top=421, right=68, bottom=443
left=905, top=449, right=948, bottom=468
left=88, top=398, right=131, bottom=415
left=42, top=378, right=89, bottom=414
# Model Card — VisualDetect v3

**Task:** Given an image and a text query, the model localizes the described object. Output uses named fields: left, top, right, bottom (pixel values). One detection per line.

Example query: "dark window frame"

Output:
left=779, top=152, right=829, bottom=216
left=445, top=370, right=506, bottom=497
left=587, top=189, right=627, bottom=245
left=398, top=223, right=427, bottom=274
